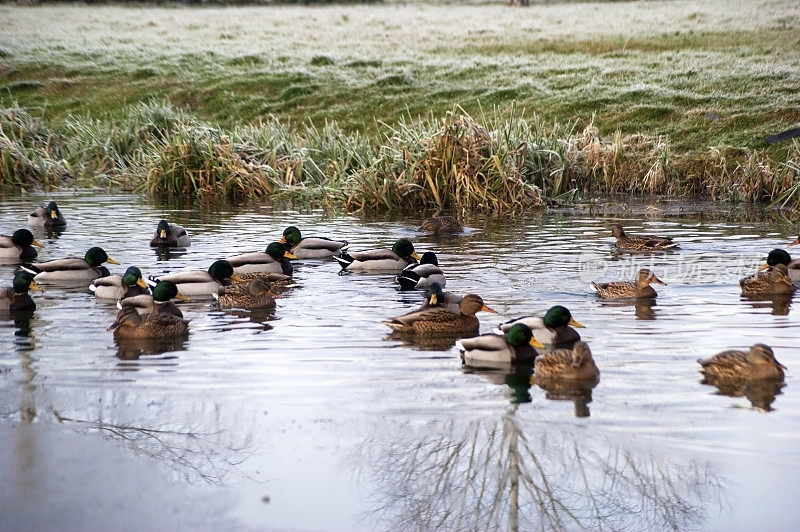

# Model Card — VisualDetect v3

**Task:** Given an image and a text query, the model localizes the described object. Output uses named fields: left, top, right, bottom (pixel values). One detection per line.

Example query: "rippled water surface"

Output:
left=1, top=192, right=799, bottom=530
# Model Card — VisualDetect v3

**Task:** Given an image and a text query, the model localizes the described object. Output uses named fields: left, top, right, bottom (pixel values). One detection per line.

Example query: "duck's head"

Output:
left=769, top=263, right=794, bottom=286
left=392, top=239, right=421, bottom=261
left=636, top=268, right=666, bottom=287
left=108, top=306, right=142, bottom=330
left=208, top=260, right=242, bottom=283
left=419, top=251, right=439, bottom=266
left=11, top=229, right=43, bottom=249
left=610, top=224, right=626, bottom=238
left=46, top=201, right=61, bottom=220
left=459, top=294, right=497, bottom=316
left=122, top=266, right=147, bottom=289
left=505, top=323, right=545, bottom=349
left=266, top=242, right=297, bottom=261
left=571, top=341, right=594, bottom=368
left=543, top=305, right=585, bottom=328
left=746, top=344, right=786, bottom=370
left=279, top=226, right=302, bottom=246
left=84, top=247, right=119, bottom=267
left=425, top=282, right=444, bottom=305
left=13, top=271, right=41, bottom=294
left=152, top=280, right=189, bottom=302
left=760, top=249, right=792, bottom=270
left=156, top=220, right=171, bottom=240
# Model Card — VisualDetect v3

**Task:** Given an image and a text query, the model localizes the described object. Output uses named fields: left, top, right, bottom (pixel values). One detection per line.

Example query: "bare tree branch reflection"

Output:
left=353, top=412, right=728, bottom=531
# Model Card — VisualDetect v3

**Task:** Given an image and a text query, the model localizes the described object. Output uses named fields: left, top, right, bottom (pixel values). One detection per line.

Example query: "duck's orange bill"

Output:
left=411, top=252, right=422, bottom=260
left=29, top=281, right=42, bottom=292
left=32, top=240, right=44, bottom=248
left=480, top=305, right=497, bottom=314
left=106, top=257, right=120, bottom=265
left=568, top=318, right=585, bottom=328
left=175, top=292, right=190, bottom=302
left=136, top=278, right=147, bottom=288
left=160, top=230, right=167, bottom=239
left=284, top=251, right=297, bottom=259
left=231, top=274, right=245, bottom=283
left=529, top=337, right=545, bottom=348
left=759, top=262, right=770, bottom=271
left=278, top=236, right=287, bottom=244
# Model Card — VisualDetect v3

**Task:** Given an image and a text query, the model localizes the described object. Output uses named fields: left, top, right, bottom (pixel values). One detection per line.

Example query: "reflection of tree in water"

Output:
left=354, top=410, right=726, bottom=531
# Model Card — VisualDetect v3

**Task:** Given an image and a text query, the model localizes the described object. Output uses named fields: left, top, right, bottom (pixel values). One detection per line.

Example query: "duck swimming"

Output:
left=397, top=251, right=446, bottom=289
left=591, top=269, right=666, bottom=299
left=90, top=266, right=150, bottom=300
left=419, top=216, right=463, bottom=234
left=227, top=243, right=295, bottom=275
left=108, top=306, right=189, bottom=340
left=152, top=259, right=243, bottom=297
left=119, top=280, right=187, bottom=318
left=149, top=220, right=191, bottom=247
left=28, top=201, right=67, bottom=227
left=279, top=226, right=348, bottom=259
left=611, top=223, right=676, bottom=251
left=497, top=305, right=585, bottom=345
left=534, top=341, right=600, bottom=382
left=456, top=323, right=545, bottom=365
left=759, top=249, right=800, bottom=282
left=698, top=344, right=785, bottom=382
left=0, top=271, right=41, bottom=311
left=382, top=293, right=496, bottom=334
left=23, top=247, right=118, bottom=282
left=214, top=278, right=278, bottom=309
left=739, top=263, right=796, bottom=297
left=0, top=229, right=44, bottom=262
left=336, top=239, right=420, bottom=273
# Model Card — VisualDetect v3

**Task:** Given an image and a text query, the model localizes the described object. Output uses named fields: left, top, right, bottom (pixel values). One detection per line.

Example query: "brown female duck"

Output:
left=739, top=263, right=796, bottom=297
left=611, top=223, right=677, bottom=251
left=419, top=216, right=463, bottom=234
left=214, top=278, right=278, bottom=309
left=591, top=268, right=666, bottom=299
left=382, top=293, right=496, bottom=334
left=698, top=344, right=786, bottom=382
left=108, top=306, right=189, bottom=340
left=534, top=341, right=600, bottom=382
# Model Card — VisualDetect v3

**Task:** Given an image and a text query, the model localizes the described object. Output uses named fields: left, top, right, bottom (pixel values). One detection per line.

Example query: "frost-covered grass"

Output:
left=1, top=1, right=800, bottom=208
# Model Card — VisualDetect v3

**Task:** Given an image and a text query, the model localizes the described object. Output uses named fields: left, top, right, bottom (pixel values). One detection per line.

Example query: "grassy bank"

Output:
left=1, top=1, right=800, bottom=210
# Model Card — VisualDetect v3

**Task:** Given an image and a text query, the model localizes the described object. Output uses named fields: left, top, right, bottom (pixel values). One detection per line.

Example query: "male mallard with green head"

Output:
left=497, top=305, right=585, bottom=345
left=279, top=226, right=348, bottom=259
left=227, top=242, right=296, bottom=275
left=611, top=223, right=677, bottom=251
left=698, top=344, right=786, bottom=382
left=740, top=263, right=796, bottom=297
left=90, top=266, right=150, bottom=300
left=415, top=282, right=461, bottom=313
left=383, top=293, right=496, bottom=334
left=336, top=239, right=421, bottom=273
left=397, top=251, right=446, bottom=289
left=119, top=280, right=187, bottom=318
left=149, top=219, right=191, bottom=247
left=591, top=269, right=666, bottom=299
left=456, top=323, right=545, bottom=365
left=0, top=229, right=44, bottom=262
left=152, top=259, right=243, bottom=297
left=0, top=272, right=41, bottom=311
left=23, top=247, right=119, bottom=282
left=759, top=249, right=800, bottom=282
left=28, top=201, right=67, bottom=227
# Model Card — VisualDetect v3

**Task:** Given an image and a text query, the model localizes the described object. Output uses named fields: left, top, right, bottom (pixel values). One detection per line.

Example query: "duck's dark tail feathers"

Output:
left=397, top=271, right=421, bottom=290
left=334, top=253, right=354, bottom=270
left=146, top=276, right=159, bottom=287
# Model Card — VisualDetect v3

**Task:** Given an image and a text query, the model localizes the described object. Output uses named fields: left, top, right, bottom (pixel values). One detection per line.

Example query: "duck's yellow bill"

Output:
left=175, top=292, right=190, bottom=302
left=284, top=251, right=297, bottom=259
left=29, top=280, right=42, bottom=292
left=136, top=278, right=147, bottom=288
left=106, top=257, right=120, bottom=265
left=411, top=252, right=422, bottom=260
left=568, top=318, right=585, bottom=328
left=32, top=240, right=44, bottom=248
left=480, top=305, right=497, bottom=314
left=160, top=229, right=167, bottom=239
left=759, top=262, right=770, bottom=271
left=429, top=294, right=438, bottom=305
left=529, top=337, right=545, bottom=349
left=231, top=274, right=245, bottom=283
left=278, top=236, right=287, bottom=244
left=50, top=211, right=57, bottom=219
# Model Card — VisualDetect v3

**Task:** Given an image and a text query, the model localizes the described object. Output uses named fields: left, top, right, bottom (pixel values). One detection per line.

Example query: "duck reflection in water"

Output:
left=597, top=297, right=658, bottom=320
left=388, top=331, right=477, bottom=352
left=115, top=337, right=186, bottom=362
left=462, top=362, right=535, bottom=404
left=153, top=246, right=189, bottom=262
left=741, top=294, right=792, bottom=316
left=701, top=378, right=786, bottom=412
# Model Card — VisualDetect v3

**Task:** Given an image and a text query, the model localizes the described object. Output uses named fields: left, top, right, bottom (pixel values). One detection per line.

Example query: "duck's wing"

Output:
left=29, top=257, right=87, bottom=272
left=498, top=316, right=544, bottom=333
left=154, top=270, right=212, bottom=284
left=348, top=248, right=398, bottom=262
left=456, top=332, right=509, bottom=353
left=226, top=252, right=275, bottom=267
left=0, top=235, right=15, bottom=250
left=118, top=294, right=156, bottom=313
left=698, top=350, right=746, bottom=370
left=296, top=237, right=348, bottom=252
left=90, top=275, right=123, bottom=288
left=534, top=348, right=573, bottom=375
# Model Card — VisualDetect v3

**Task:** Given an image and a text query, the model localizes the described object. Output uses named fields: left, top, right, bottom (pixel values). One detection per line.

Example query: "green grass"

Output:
left=1, top=1, right=800, bottom=208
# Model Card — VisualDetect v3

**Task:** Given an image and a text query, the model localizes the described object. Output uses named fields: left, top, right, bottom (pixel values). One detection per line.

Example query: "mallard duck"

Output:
left=591, top=268, right=666, bottom=299
left=397, top=251, right=446, bottom=289
left=739, top=263, right=796, bottom=297
left=214, top=278, right=278, bottom=309
left=149, top=220, right=191, bottom=247
left=419, top=216, right=463, bottom=234
left=279, top=226, right=348, bottom=259
left=611, top=223, right=677, bottom=251
left=152, top=259, right=243, bottom=296
left=119, top=280, right=187, bottom=318
left=90, top=266, right=150, bottom=300
left=108, top=306, right=189, bottom=340
left=0, top=272, right=41, bottom=311
left=336, top=239, right=421, bottom=273
left=456, top=324, right=545, bottom=365
left=23, top=247, right=118, bottom=282
left=382, top=293, right=496, bottom=334
left=28, top=201, right=67, bottom=227
left=415, top=282, right=461, bottom=313
left=534, top=341, right=600, bottom=382
left=698, top=344, right=786, bottom=381
left=759, top=249, right=800, bottom=282
left=0, top=229, right=44, bottom=261
left=234, top=271, right=292, bottom=285
left=497, top=305, right=585, bottom=345
left=227, top=243, right=295, bottom=275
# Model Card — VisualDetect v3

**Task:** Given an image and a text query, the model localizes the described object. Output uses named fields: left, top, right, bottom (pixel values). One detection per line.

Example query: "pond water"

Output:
left=1, top=191, right=799, bottom=530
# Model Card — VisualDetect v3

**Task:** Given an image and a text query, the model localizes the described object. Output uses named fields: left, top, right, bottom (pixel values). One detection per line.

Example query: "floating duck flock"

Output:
left=1, top=201, right=796, bottom=408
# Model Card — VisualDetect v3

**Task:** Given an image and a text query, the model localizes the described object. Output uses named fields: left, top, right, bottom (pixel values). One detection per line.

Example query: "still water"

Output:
left=1, top=191, right=799, bottom=530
